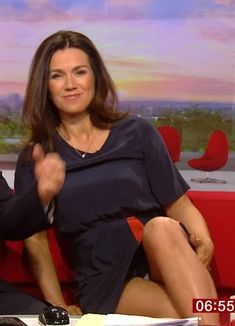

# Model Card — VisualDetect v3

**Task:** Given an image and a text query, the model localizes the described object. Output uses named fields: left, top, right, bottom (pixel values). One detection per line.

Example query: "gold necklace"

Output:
left=73, top=137, right=94, bottom=159
left=75, top=149, right=87, bottom=159
left=58, top=127, right=97, bottom=159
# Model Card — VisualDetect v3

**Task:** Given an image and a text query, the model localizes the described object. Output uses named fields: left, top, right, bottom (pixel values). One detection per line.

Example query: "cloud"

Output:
left=0, top=81, right=26, bottom=96
left=117, top=73, right=235, bottom=102
left=199, top=25, right=235, bottom=43
left=0, top=2, right=69, bottom=22
left=24, top=0, right=50, bottom=6
left=0, top=1, right=104, bottom=22
left=213, top=0, right=233, bottom=5
left=105, top=0, right=159, bottom=20
left=107, top=0, right=153, bottom=8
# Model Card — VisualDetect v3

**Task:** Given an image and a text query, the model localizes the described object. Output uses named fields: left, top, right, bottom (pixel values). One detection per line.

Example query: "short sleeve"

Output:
left=141, top=120, right=189, bottom=206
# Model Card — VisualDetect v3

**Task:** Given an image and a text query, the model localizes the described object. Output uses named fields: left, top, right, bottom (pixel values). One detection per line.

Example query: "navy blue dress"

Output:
left=15, top=115, right=189, bottom=314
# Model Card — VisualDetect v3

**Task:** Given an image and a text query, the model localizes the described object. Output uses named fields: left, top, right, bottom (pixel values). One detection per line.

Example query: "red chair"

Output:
left=188, top=129, right=229, bottom=183
left=157, top=126, right=181, bottom=163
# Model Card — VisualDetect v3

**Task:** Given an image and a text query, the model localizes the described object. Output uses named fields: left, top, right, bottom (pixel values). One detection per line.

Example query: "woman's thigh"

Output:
left=141, top=217, right=193, bottom=281
left=115, top=277, right=179, bottom=318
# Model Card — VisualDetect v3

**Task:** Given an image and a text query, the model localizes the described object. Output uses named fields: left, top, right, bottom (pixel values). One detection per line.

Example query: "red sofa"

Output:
left=0, top=190, right=235, bottom=323
left=0, top=228, right=76, bottom=304
left=188, top=190, right=235, bottom=290
left=189, top=190, right=235, bottom=326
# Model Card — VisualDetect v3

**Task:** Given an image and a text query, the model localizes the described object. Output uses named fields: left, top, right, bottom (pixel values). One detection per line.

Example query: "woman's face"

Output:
left=48, top=47, right=95, bottom=119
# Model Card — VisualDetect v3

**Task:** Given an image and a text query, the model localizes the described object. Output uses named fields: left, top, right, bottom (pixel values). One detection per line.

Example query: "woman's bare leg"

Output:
left=142, top=217, right=219, bottom=325
left=116, top=277, right=179, bottom=318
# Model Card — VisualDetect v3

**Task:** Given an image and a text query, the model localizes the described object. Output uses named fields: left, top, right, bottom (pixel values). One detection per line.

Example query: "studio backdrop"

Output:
left=0, top=0, right=234, bottom=170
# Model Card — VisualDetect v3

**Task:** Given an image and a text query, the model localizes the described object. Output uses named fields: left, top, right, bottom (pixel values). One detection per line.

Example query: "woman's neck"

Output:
left=59, top=113, right=95, bottom=141
left=58, top=113, right=110, bottom=154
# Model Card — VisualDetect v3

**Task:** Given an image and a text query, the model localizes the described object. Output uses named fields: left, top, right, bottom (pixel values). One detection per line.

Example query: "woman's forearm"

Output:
left=165, top=194, right=211, bottom=238
left=24, top=230, right=66, bottom=306
left=165, top=194, right=214, bottom=266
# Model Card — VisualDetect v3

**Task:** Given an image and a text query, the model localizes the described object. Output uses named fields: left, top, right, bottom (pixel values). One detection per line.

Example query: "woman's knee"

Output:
left=142, top=216, right=183, bottom=246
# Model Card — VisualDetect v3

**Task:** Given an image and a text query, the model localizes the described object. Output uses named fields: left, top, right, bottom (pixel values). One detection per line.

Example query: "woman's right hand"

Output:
left=32, top=143, right=65, bottom=206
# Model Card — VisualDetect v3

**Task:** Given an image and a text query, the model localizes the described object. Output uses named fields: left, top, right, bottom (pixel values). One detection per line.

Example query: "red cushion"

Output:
left=0, top=229, right=74, bottom=284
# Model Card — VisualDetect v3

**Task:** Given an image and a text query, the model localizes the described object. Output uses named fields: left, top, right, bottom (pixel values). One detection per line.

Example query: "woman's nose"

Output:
left=64, top=75, right=77, bottom=90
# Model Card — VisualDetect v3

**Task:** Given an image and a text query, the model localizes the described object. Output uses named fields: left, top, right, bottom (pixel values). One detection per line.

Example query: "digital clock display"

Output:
left=193, top=298, right=235, bottom=313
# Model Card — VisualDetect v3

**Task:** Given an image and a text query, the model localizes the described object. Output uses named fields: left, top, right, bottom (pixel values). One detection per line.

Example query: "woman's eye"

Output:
left=50, top=73, right=63, bottom=79
left=75, top=69, right=86, bottom=76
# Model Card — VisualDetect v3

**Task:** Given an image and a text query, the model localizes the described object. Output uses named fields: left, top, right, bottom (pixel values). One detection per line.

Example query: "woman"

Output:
left=15, top=30, right=219, bottom=325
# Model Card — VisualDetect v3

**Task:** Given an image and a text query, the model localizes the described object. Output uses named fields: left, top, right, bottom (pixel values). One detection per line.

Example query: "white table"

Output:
left=0, top=315, right=80, bottom=326
left=1, top=314, right=199, bottom=326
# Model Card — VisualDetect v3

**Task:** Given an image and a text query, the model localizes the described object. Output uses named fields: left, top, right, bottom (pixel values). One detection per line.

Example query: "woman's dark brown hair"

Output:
left=23, top=30, right=126, bottom=152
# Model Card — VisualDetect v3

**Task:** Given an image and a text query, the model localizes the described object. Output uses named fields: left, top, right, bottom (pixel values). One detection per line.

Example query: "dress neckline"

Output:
left=57, top=127, right=113, bottom=158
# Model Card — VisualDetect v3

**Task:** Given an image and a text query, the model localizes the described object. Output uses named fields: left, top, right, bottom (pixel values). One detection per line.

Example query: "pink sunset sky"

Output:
left=0, top=0, right=234, bottom=102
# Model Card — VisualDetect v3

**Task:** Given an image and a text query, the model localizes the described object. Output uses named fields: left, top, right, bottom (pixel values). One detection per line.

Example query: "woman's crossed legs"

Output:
left=116, top=217, right=219, bottom=326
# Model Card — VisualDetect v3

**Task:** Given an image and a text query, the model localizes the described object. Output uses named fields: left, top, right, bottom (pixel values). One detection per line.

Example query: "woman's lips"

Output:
left=63, top=94, right=81, bottom=101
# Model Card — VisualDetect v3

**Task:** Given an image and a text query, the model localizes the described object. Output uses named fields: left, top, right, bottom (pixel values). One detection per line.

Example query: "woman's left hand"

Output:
left=189, top=233, right=214, bottom=268
left=56, top=304, right=82, bottom=316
